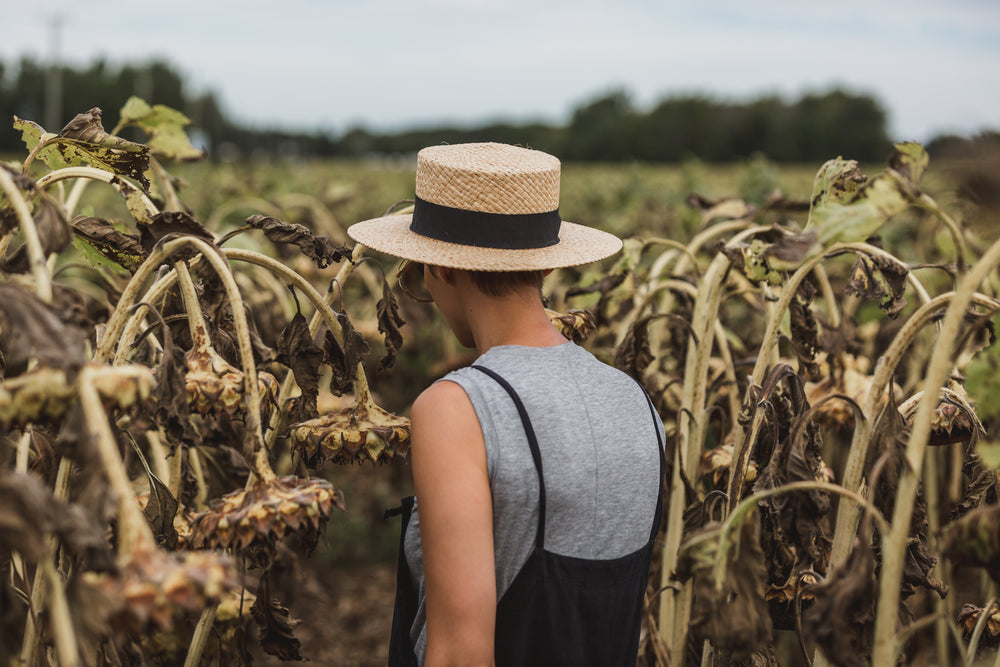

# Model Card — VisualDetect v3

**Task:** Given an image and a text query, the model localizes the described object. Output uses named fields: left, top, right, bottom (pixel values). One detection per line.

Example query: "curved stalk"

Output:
left=112, top=271, right=186, bottom=365
left=0, top=167, right=53, bottom=302
left=33, top=166, right=159, bottom=220
left=916, top=193, right=968, bottom=271
left=872, top=236, right=1000, bottom=666
left=97, top=237, right=270, bottom=479
left=710, top=480, right=890, bottom=587
left=223, top=248, right=347, bottom=348
left=829, top=291, right=1000, bottom=570
left=648, top=218, right=751, bottom=284
left=256, top=244, right=366, bottom=447
left=18, top=458, right=73, bottom=667
left=96, top=247, right=183, bottom=363
left=77, top=365, right=156, bottom=559
left=659, top=225, right=768, bottom=658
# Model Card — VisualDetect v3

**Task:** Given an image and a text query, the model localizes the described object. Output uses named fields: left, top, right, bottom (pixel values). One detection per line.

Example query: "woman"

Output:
left=348, top=142, right=665, bottom=667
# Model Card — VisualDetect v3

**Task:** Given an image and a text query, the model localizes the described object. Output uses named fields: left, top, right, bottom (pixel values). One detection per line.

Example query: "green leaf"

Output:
left=808, top=158, right=867, bottom=211
left=805, top=142, right=929, bottom=249
left=13, top=116, right=51, bottom=153
left=118, top=96, right=204, bottom=161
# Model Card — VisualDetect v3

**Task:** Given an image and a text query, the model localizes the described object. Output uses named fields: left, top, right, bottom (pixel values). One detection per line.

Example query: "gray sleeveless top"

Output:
left=403, top=341, right=664, bottom=663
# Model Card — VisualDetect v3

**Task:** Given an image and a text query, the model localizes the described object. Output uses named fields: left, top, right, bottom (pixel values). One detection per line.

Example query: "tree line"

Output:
left=0, top=56, right=981, bottom=163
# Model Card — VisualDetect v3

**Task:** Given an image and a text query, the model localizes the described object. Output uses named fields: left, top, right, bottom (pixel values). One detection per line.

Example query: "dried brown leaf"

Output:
left=0, top=283, right=87, bottom=377
left=674, top=517, right=772, bottom=659
left=0, top=190, right=72, bottom=274
left=844, top=252, right=909, bottom=319
left=276, top=311, right=325, bottom=422
left=71, top=215, right=146, bottom=273
left=802, top=540, right=876, bottom=667
left=252, top=574, right=304, bottom=661
left=376, top=277, right=406, bottom=372
left=245, top=214, right=350, bottom=268
left=324, top=313, right=370, bottom=396
left=138, top=210, right=215, bottom=254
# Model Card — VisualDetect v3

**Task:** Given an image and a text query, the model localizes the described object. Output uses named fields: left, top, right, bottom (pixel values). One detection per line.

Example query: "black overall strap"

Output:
left=471, top=364, right=547, bottom=549
left=638, top=387, right=666, bottom=542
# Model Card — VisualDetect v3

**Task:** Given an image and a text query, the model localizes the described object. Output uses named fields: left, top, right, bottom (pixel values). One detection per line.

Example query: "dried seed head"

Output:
left=188, top=475, right=343, bottom=552
left=289, top=376, right=410, bottom=465
left=183, top=346, right=278, bottom=420
left=546, top=308, right=597, bottom=343
left=0, top=362, right=156, bottom=430
left=0, top=367, right=74, bottom=429
left=700, top=442, right=758, bottom=488
left=899, top=380, right=985, bottom=446
left=957, top=604, right=1000, bottom=645
left=86, top=363, right=156, bottom=408
left=87, top=545, right=241, bottom=634
left=804, top=355, right=883, bottom=429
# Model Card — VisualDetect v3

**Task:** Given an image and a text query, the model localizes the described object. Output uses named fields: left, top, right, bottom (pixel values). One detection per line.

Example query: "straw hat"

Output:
left=347, top=142, right=622, bottom=271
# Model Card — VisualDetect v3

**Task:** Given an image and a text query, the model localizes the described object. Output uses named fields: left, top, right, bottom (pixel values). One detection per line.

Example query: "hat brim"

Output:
left=347, top=214, right=623, bottom=271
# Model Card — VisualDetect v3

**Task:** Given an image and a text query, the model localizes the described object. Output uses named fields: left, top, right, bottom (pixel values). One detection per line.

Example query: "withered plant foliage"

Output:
left=674, top=515, right=773, bottom=661
left=606, top=140, right=1000, bottom=667
left=0, top=100, right=417, bottom=664
left=802, top=538, right=877, bottom=667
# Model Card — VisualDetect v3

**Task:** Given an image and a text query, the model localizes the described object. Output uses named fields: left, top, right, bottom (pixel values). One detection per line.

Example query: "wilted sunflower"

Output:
left=188, top=474, right=343, bottom=553
left=700, top=438, right=758, bottom=489
left=184, top=345, right=279, bottom=421
left=289, top=371, right=409, bottom=466
left=957, top=604, right=1000, bottom=647
left=139, top=587, right=255, bottom=662
left=804, top=354, right=885, bottom=429
left=86, top=542, right=241, bottom=634
left=545, top=307, right=597, bottom=343
left=899, top=380, right=985, bottom=447
left=0, top=362, right=154, bottom=430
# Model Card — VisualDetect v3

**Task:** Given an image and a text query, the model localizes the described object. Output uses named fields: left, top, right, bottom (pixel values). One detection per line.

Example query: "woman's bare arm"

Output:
left=410, top=379, right=496, bottom=667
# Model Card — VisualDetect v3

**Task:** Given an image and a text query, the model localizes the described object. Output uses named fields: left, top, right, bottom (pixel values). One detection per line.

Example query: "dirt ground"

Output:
left=251, top=461, right=408, bottom=666
left=253, top=559, right=397, bottom=667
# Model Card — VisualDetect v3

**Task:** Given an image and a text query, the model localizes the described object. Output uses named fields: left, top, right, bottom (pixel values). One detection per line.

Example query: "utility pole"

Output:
left=44, top=15, right=63, bottom=131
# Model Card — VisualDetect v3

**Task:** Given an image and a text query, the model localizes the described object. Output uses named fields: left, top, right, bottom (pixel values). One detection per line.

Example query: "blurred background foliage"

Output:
left=2, top=56, right=998, bottom=165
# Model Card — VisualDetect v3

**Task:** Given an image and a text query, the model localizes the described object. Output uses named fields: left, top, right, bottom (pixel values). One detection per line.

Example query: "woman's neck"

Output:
left=465, top=290, right=567, bottom=354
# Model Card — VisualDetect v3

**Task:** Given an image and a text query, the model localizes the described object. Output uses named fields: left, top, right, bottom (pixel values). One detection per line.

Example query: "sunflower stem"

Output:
left=42, top=556, right=79, bottom=667
left=829, top=291, right=1000, bottom=570
left=34, top=166, right=159, bottom=221
left=77, top=365, right=156, bottom=559
left=872, top=236, right=1000, bottom=666
left=0, top=167, right=53, bottom=303
left=658, top=226, right=770, bottom=659
left=183, top=603, right=219, bottom=667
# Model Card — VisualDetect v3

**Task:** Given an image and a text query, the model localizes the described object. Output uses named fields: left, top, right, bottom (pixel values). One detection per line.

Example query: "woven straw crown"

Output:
left=347, top=142, right=622, bottom=271
left=415, top=143, right=561, bottom=214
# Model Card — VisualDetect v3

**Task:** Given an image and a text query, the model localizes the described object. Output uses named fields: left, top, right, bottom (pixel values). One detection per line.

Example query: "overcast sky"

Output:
left=3, top=0, right=999, bottom=142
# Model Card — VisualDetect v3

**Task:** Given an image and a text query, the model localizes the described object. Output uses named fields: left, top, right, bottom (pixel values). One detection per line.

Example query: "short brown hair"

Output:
left=468, top=270, right=545, bottom=297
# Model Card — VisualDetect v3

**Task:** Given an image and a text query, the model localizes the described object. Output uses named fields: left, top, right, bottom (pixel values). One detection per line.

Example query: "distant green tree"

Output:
left=563, top=90, right=636, bottom=161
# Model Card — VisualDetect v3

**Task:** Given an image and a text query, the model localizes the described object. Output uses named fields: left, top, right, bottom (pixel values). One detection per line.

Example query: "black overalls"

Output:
left=388, top=365, right=665, bottom=667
